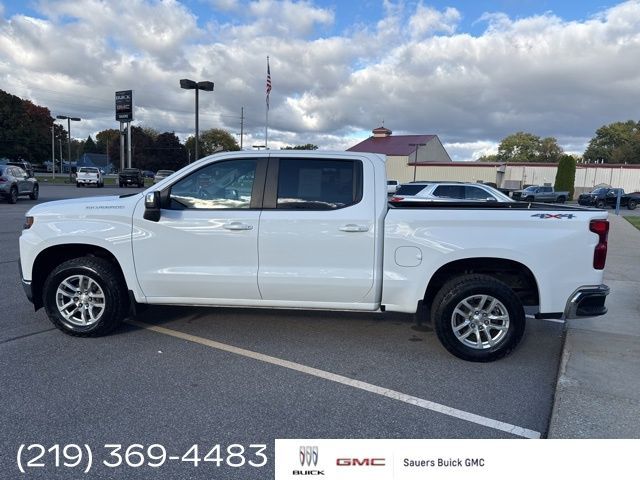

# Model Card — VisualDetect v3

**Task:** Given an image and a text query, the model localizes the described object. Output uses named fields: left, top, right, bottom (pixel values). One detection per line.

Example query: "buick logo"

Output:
left=299, top=446, right=318, bottom=467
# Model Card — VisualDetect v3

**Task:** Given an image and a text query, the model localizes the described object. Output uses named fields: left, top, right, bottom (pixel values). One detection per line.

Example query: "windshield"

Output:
left=590, top=188, right=606, bottom=194
left=523, top=186, right=537, bottom=192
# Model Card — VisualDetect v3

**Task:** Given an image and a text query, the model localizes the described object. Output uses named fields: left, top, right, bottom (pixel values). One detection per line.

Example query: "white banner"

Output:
left=275, top=439, right=638, bottom=480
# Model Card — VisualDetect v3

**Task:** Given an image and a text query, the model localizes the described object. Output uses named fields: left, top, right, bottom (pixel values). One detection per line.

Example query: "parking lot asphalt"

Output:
left=1, top=185, right=567, bottom=478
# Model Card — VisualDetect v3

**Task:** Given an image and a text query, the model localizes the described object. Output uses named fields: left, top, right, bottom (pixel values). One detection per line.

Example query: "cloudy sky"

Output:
left=1, top=0, right=639, bottom=160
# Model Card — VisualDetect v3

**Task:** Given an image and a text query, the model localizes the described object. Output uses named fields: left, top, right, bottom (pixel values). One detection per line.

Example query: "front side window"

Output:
left=276, top=159, right=361, bottom=210
left=169, top=159, right=257, bottom=209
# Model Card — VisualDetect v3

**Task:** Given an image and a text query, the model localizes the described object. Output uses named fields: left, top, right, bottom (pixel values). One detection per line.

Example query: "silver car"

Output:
left=0, top=165, right=39, bottom=203
left=153, top=169, right=175, bottom=184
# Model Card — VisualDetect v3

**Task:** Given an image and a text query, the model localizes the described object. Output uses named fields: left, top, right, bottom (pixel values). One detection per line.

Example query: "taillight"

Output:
left=590, top=219, right=609, bottom=270
left=389, top=196, right=403, bottom=203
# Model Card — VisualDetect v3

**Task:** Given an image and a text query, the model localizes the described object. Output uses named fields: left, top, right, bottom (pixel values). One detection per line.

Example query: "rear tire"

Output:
left=431, top=274, right=526, bottom=362
left=8, top=186, right=18, bottom=204
left=29, top=185, right=39, bottom=200
left=42, top=257, right=128, bottom=336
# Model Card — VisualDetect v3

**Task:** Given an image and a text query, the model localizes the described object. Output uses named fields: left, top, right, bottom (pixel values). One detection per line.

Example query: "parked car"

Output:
left=0, top=165, right=39, bottom=203
left=391, top=182, right=513, bottom=203
left=578, top=187, right=638, bottom=210
left=6, top=160, right=34, bottom=178
left=387, top=180, right=399, bottom=195
left=143, top=170, right=155, bottom=179
left=19, top=151, right=609, bottom=362
left=76, top=167, right=104, bottom=188
left=119, top=168, right=145, bottom=188
left=154, top=169, right=175, bottom=184
left=512, top=185, right=569, bottom=203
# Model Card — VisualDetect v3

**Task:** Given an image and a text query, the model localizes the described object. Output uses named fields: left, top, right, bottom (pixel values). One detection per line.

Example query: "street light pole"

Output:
left=408, top=142, right=427, bottom=181
left=56, top=115, right=81, bottom=182
left=180, top=79, right=214, bottom=161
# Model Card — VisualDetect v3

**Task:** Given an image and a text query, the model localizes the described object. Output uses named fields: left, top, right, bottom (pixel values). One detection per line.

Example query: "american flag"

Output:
left=266, top=57, right=272, bottom=109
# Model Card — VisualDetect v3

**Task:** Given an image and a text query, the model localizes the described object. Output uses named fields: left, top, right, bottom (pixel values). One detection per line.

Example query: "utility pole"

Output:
left=240, top=106, right=244, bottom=149
left=51, top=126, right=55, bottom=180
left=408, top=143, right=427, bottom=181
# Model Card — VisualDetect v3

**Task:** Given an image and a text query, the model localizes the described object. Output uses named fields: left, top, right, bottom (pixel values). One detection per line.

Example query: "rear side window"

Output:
left=276, top=159, right=362, bottom=210
left=465, top=186, right=493, bottom=200
left=396, top=184, right=427, bottom=196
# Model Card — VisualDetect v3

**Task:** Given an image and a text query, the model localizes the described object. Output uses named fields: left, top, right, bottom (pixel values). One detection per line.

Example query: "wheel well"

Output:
left=422, top=258, right=539, bottom=318
left=31, top=244, right=127, bottom=310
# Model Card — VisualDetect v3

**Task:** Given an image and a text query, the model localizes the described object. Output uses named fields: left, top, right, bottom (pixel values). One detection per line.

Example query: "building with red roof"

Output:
left=347, top=125, right=452, bottom=181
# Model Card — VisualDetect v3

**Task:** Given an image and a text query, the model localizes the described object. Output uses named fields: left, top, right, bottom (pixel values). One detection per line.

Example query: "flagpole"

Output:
left=265, top=56, right=270, bottom=149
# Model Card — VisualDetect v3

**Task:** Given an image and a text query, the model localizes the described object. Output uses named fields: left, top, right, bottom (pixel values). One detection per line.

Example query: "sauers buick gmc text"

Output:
left=19, top=151, right=610, bottom=362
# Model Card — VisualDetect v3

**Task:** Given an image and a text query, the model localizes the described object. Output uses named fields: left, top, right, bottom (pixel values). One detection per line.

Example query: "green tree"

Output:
left=496, top=132, right=563, bottom=163
left=554, top=154, right=577, bottom=200
left=584, top=120, right=640, bottom=164
left=282, top=144, right=319, bottom=150
left=152, top=132, right=188, bottom=171
left=83, top=135, right=99, bottom=154
left=185, top=128, right=240, bottom=160
left=539, top=137, right=563, bottom=163
left=477, top=154, right=498, bottom=162
left=0, top=89, right=54, bottom=163
left=96, top=129, right=119, bottom=155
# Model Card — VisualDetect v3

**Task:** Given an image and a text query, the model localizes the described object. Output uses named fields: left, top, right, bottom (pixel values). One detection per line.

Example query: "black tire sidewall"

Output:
left=30, top=185, right=39, bottom=200
left=628, top=200, right=637, bottom=210
left=9, top=187, right=18, bottom=204
left=43, top=258, right=126, bottom=336
left=432, top=276, right=525, bottom=362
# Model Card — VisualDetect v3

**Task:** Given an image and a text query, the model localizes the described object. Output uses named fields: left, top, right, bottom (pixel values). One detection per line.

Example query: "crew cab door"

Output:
left=132, top=157, right=266, bottom=302
left=257, top=156, right=376, bottom=304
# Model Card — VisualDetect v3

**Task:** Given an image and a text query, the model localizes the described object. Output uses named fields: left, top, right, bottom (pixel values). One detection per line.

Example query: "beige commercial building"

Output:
left=347, top=126, right=640, bottom=193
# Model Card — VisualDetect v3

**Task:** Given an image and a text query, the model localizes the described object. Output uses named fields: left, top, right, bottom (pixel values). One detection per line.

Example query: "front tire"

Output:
left=557, top=196, right=566, bottom=204
left=596, top=199, right=605, bottom=209
left=628, top=199, right=637, bottom=210
left=431, top=274, right=525, bottom=362
left=42, top=257, right=128, bottom=336
left=29, top=185, right=39, bottom=200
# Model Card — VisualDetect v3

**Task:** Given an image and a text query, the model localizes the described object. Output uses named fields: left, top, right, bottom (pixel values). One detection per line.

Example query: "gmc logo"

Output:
left=336, top=458, right=386, bottom=466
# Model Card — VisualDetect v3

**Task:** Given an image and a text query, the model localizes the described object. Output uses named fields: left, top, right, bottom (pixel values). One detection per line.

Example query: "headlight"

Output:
left=23, top=216, right=34, bottom=229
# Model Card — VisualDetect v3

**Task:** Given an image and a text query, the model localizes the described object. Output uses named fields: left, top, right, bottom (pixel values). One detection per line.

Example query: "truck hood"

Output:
left=27, top=194, right=142, bottom=217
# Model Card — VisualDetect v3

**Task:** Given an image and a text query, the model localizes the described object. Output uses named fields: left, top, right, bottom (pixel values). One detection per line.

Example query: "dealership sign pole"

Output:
left=115, top=90, right=134, bottom=170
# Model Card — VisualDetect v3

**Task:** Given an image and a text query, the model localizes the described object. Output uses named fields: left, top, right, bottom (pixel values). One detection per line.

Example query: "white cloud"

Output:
left=1, top=1, right=640, bottom=159
left=409, top=4, right=461, bottom=37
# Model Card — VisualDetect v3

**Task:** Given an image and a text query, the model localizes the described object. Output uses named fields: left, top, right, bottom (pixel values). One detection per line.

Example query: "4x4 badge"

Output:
left=531, top=213, right=575, bottom=219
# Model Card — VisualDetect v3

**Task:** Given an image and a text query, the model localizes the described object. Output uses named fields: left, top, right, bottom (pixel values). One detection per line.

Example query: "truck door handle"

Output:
left=223, top=222, right=253, bottom=231
left=338, top=224, right=369, bottom=232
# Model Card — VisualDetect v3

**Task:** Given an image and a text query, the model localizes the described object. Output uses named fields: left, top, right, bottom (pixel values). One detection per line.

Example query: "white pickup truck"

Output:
left=76, top=167, right=104, bottom=188
left=19, top=151, right=610, bottom=362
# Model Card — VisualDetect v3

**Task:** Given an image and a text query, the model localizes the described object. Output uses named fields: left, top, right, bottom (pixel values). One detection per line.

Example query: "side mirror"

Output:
left=144, top=191, right=161, bottom=222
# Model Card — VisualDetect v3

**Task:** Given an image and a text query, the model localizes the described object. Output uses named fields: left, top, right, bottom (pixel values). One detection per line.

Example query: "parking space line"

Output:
left=129, top=320, right=541, bottom=439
